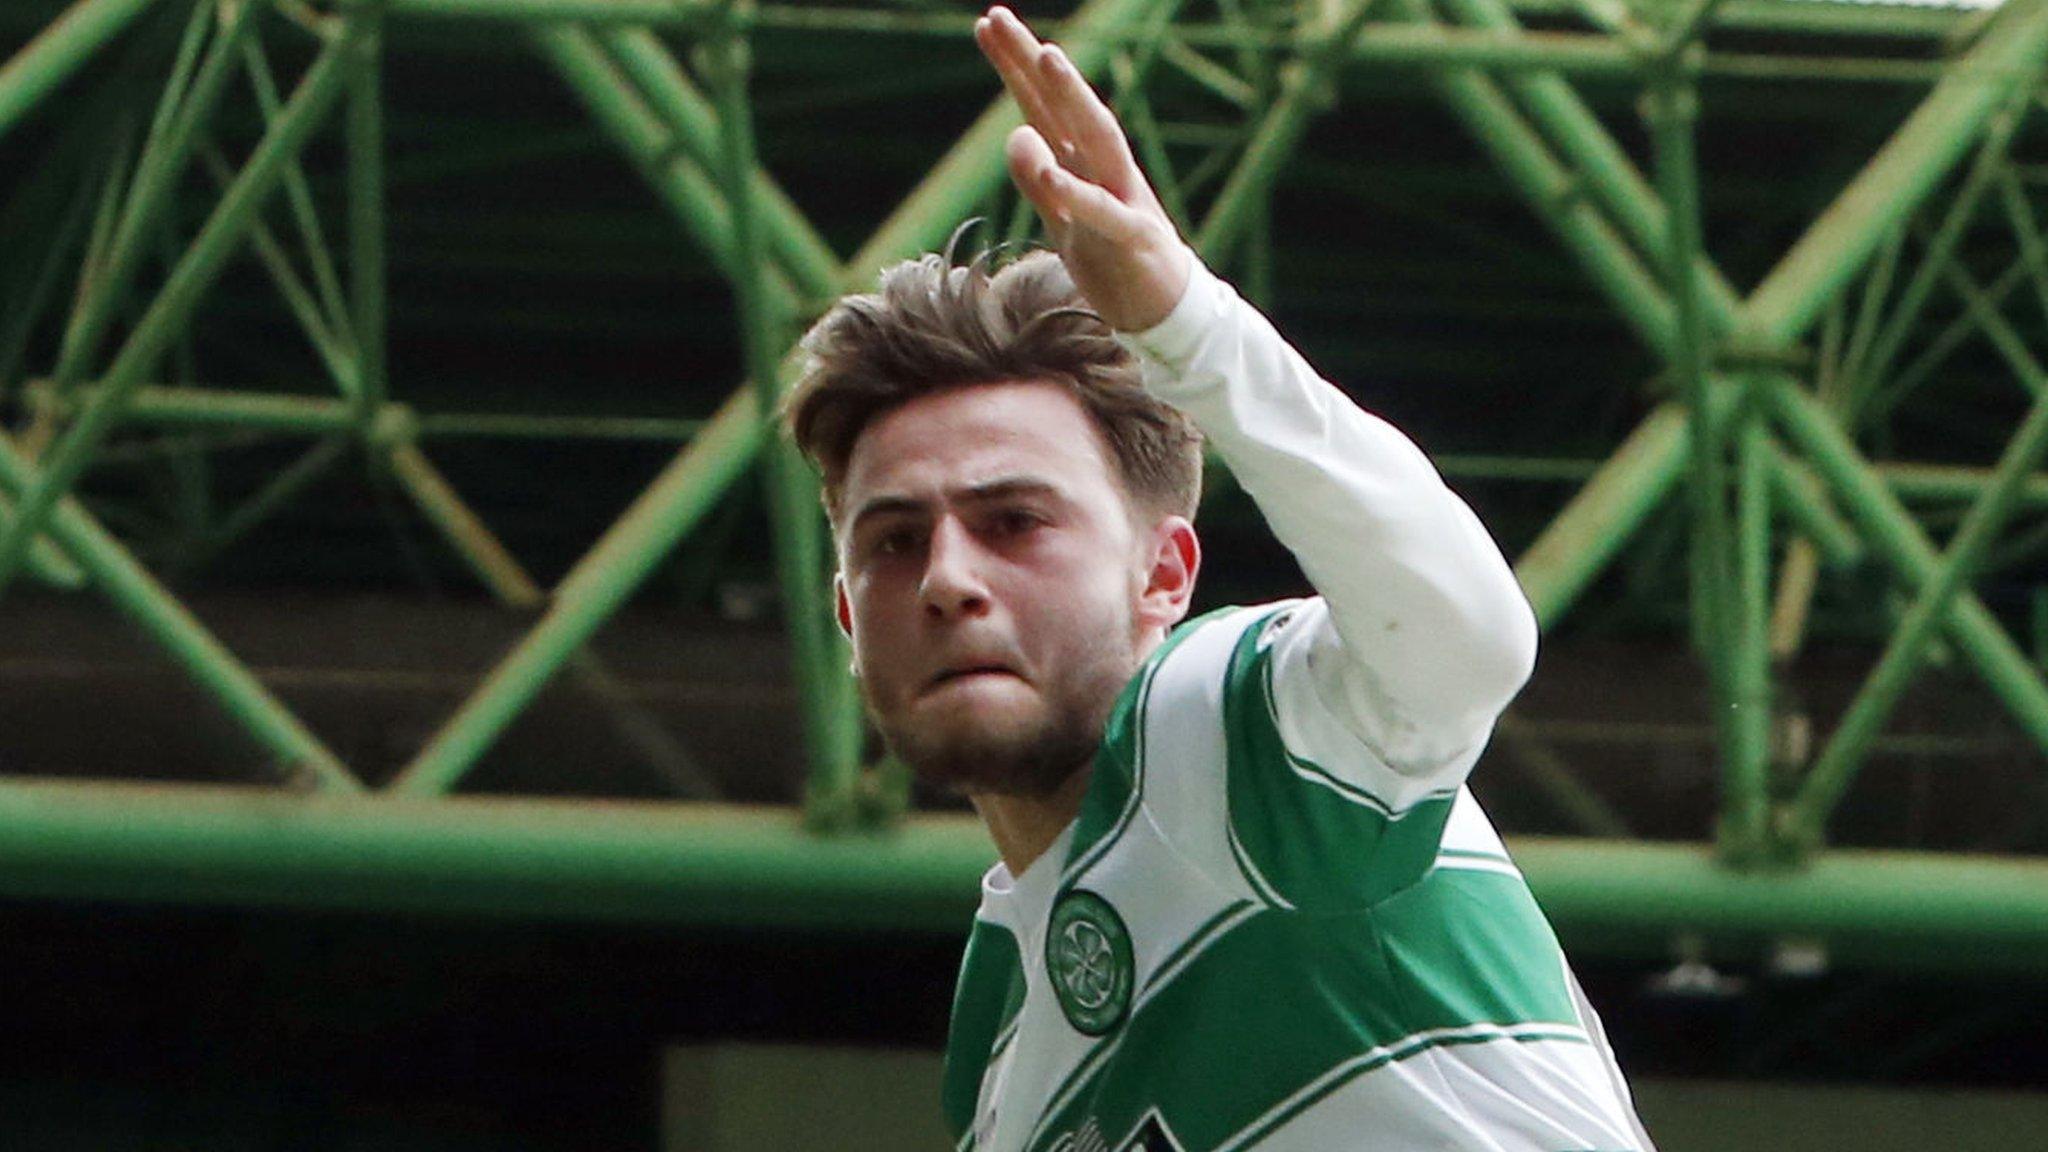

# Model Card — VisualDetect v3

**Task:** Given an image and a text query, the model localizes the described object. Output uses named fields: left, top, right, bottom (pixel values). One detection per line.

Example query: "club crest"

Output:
left=1046, top=889, right=1134, bottom=1035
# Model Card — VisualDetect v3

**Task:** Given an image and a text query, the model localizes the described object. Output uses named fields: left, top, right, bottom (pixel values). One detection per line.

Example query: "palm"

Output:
left=974, top=6, right=1189, bottom=332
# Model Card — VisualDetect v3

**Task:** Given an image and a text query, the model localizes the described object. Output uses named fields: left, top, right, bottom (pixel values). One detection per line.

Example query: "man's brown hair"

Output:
left=785, top=244, right=1203, bottom=527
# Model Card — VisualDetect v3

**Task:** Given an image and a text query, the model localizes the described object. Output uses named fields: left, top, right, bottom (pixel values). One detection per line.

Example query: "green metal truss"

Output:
left=3, top=0, right=2048, bottom=970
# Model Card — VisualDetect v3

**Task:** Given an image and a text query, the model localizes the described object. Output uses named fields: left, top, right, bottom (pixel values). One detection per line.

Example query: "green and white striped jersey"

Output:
left=934, top=250, right=1647, bottom=1150
left=941, top=601, right=1652, bottom=1152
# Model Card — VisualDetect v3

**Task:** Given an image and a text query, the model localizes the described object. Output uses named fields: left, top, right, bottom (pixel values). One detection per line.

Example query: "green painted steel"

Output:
left=47, top=0, right=263, bottom=396
left=1516, top=405, right=1692, bottom=629
left=0, top=784, right=2041, bottom=971
left=1742, top=0, right=2048, bottom=346
left=242, top=31, right=357, bottom=389
left=347, top=9, right=388, bottom=418
left=1789, top=356, right=2048, bottom=849
left=1766, top=450, right=1863, bottom=569
left=0, top=0, right=158, bottom=143
left=1727, top=408, right=1772, bottom=861
left=389, top=386, right=767, bottom=795
left=1195, top=0, right=1378, bottom=270
left=187, top=432, right=353, bottom=569
left=384, top=0, right=716, bottom=23
left=392, top=0, right=1179, bottom=797
left=1442, top=0, right=1746, bottom=326
left=1837, top=109, right=2027, bottom=425
left=844, top=0, right=1164, bottom=284
left=4, top=0, right=2048, bottom=935
left=1514, top=835, right=2048, bottom=974
left=0, top=433, right=357, bottom=789
left=0, top=483, right=85, bottom=588
left=709, top=17, right=864, bottom=827
left=1764, top=376, right=2048, bottom=754
left=598, top=26, right=843, bottom=299
left=533, top=24, right=804, bottom=316
left=0, top=16, right=359, bottom=597
left=1646, top=69, right=1740, bottom=823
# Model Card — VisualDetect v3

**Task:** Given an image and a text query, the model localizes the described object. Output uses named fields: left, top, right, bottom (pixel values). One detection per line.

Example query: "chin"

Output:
left=880, top=705, right=1096, bottom=800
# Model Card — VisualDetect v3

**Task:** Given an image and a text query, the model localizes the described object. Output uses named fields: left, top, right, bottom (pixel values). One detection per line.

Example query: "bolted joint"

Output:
left=1768, top=803, right=1824, bottom=869
left=365, top=401, right=418, bottom=450
left=20, top=379, right=70, bottom=426
left=803, top=777, right=862, bottom=834
left=855, top=758, right=912, bottom=830
left=1638, top=75, right=1699, bottom=131
left=807, top=760, right=911, bottom=834
left=276, top=755, right=331, bottom=794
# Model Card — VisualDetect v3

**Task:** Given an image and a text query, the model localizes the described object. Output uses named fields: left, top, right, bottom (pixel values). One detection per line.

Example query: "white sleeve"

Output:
left=1113, top=252, right=1537, bottom=778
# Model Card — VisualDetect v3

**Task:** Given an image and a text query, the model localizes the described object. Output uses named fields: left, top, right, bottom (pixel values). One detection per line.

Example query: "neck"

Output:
left=971, top=763, right=1094, bottom=877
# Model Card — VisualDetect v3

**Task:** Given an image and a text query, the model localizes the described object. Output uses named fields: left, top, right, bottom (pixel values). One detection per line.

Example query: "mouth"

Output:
left=925, top=663, right=1022, bottom=692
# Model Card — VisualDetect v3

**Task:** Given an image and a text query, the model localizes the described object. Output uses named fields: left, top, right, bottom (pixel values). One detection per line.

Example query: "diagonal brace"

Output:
left=391, top=0, right=1178, bottom=794
left=1785, top=358, right=2048, bottom=849
left=0, top=0, right=161, bottom=145
left=0, top=20, right=359, bottom=601
left=0, top=429, right=358, bottom=790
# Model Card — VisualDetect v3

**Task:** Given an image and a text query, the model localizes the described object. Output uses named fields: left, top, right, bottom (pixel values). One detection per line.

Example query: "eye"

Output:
left=872, top=526, right=922, bottom=557
left=989, top=509, right=1045, bottom=538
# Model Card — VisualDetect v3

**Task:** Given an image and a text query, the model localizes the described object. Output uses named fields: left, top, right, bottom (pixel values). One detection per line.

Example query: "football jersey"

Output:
left=941, top=601, right=1653, bottom=1152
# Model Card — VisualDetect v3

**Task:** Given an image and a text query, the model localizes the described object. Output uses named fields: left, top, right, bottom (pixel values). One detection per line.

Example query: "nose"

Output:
left=918, top=516, right=991, bottom=621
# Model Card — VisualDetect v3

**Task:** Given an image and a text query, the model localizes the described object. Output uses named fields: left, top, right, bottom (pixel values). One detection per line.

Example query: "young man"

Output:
left=786, top=8, right=1654, bottom=1149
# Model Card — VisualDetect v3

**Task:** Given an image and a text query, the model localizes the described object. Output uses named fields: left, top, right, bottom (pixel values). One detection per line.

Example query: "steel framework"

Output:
left=3, top=0, right=2048, bottom=970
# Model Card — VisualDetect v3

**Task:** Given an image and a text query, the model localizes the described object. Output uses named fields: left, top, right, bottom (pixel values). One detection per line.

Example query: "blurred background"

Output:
left=2, top=0, right=2047, bottom=1147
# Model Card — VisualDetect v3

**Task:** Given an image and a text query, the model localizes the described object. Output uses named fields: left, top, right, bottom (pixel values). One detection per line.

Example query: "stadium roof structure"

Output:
left=4, top=0, right=2048, bottom=974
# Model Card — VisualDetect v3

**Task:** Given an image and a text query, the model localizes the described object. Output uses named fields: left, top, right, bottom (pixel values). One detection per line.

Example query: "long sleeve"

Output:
left=1114, top=252, right=1537, bottom=776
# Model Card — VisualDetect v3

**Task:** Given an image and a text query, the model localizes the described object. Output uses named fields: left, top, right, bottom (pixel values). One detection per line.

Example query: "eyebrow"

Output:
left=847, top=476, right=1065, bottom=534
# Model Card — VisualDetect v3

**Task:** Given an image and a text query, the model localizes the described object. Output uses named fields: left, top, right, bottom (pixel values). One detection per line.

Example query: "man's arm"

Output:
left=1119, top=257, right=1537, bottom=771
left=977, top=6, right=1536, bottom=773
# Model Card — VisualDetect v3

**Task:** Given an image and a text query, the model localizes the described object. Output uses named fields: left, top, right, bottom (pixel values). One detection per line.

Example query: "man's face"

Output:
left=834, top=380, right=1193, bottom=797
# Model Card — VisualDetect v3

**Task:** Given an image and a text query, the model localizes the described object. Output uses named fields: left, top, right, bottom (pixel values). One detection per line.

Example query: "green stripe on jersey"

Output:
left=1375, top=866, right=1579, bottom=1030
left=942, top=921, right=1024, bottom=1141
left=1219, top=610, right=1457, bottom=911
left=1214, top=1024, right=1593, bottom=1152
left=1063, top=606, right=1240, bottom=884
left=1022, top=876, right=1582, bottom=1152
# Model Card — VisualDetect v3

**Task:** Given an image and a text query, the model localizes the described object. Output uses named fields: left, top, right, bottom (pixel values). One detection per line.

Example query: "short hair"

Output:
left=784, top=243, right=1204, bottom=529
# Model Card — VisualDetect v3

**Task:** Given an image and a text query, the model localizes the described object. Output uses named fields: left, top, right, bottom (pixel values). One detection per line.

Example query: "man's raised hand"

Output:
left=974, top=6, right=1190, bottom=332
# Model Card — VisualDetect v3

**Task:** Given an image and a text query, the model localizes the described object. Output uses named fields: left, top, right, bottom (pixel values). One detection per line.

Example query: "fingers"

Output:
left=974, top=12, right=1064, bottom=146
left=1031, top=42, right=1145, bottom=202
left=979, top=8, right=1152, bottom=207
left=976, top=9, right=1078, bottom=172
left=1006, top=125, right=1147, bottom=244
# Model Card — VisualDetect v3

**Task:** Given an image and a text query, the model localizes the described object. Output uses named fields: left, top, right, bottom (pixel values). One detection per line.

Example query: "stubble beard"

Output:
left=867, top=627, right=1140, bottom=800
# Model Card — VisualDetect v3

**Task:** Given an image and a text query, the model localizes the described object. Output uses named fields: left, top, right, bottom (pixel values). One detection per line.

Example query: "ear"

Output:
left=1135, top=516, right=1200, bottom=632
left=834, top=572, right=854, bottom=639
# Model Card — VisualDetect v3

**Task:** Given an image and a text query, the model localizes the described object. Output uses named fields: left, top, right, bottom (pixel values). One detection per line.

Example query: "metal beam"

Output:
left=708, top=17, right=862, bottom=825
left=1741, top=0, right=2048, bottom=346
left=47, top=0, right=264, bottom=394
left=392, top=0, right=1178, bottom=794
left=0, top=0, right=158, bottom=144
left=0, top=433, right=357, bottom=790
left=388, top=387, right=765, bottom=795
left=0, top=783, right=2041, bottom=971
left=530, top=24, right=803, bottom=315
left=1764, top=376, right=2048, bottom=755
left=0, top=19, right=359, bottom=598
left=1788, top=353, right=2048, bottom=850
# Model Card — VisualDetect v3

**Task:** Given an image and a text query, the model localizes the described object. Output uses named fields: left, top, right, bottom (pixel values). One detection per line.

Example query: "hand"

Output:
left=975, top=6, right=1190, bottom=332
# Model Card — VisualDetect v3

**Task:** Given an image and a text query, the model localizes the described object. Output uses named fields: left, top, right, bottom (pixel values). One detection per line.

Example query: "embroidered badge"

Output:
left=1046, top=889, right=1134, bottom=1036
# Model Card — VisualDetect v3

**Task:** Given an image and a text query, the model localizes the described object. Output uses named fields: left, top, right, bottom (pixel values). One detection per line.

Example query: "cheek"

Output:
left=845, top=578, right=918, bottom=677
